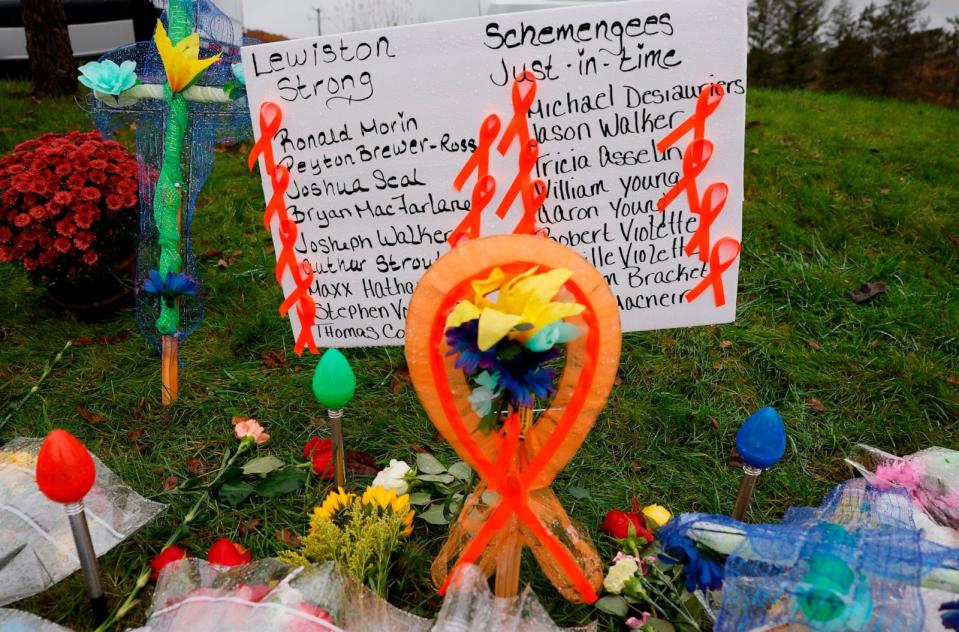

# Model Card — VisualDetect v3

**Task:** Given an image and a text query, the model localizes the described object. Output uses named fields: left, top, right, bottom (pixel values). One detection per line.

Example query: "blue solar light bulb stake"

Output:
left=732, top=407, right=786, bottom=521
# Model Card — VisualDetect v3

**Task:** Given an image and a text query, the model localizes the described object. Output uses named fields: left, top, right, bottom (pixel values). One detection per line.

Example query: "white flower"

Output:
left=371, top=459, right=412, bottom=495
left=603, top=557, right=639, bottom=595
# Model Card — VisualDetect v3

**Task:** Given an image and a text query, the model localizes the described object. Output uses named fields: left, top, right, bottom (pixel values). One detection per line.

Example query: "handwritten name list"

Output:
left=243, top=0, right=747, bottom=348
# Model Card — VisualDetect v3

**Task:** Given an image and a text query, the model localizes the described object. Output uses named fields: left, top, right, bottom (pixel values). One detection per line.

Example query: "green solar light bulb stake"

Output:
left=311, top=349, right=356, bottom=488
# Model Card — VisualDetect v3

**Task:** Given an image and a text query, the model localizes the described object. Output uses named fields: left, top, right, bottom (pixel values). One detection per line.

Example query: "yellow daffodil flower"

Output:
left=153, top=20, right=221, bottom=93
left=445, top=266, right=584, bottom=351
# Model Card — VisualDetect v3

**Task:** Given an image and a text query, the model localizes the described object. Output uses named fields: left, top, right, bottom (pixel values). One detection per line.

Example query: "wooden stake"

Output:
left=329, top=409, right=346, bottom=489
left=161, top=184, right=183, bottom=406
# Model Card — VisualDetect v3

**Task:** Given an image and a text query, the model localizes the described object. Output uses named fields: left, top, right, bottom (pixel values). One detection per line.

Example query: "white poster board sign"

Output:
left=243, top=0, right=747, bottom=348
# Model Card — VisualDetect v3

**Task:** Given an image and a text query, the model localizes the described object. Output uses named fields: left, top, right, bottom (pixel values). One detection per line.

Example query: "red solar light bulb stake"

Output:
left=36, top=430, right=107, bottom=624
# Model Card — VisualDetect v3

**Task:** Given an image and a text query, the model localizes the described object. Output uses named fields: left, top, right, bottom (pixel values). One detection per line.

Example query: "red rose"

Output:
left=82, top=250, right=98, bottom=265
left=150, top=544, right=186, bottom=580
left=600, top=509, right=654, bottom=542
left=207, top=538, right=252, bottom=567
left=303, top=436, right=335, bottom=479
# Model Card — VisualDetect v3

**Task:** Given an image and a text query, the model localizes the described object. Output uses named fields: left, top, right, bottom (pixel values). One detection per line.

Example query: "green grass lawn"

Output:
left=0, top=79, right=957, bottom=630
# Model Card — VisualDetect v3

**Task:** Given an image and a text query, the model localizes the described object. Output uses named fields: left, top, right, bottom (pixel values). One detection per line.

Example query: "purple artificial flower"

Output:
left=445, top=320, right=497, bottom=374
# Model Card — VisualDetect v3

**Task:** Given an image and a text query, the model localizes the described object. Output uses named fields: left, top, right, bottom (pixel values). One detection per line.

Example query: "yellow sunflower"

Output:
left=311, top=487, right=354, bottom=526
left=361, top=485, right=415, bottom=537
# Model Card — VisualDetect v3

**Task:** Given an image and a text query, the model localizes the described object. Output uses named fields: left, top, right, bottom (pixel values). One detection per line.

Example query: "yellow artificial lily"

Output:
left=445, top=266, right=584, bottom=351
left=153, top=20, right=221, bottom=93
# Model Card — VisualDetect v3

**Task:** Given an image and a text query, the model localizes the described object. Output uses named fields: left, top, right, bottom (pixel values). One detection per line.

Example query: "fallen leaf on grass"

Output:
left=217, top=251, right=243, bottom=269
left=708, top=416, right=720, bottom=429
left=239, top=518, right=262, bottom=535
left=163, top=476, right=179, bottom=491
left=629, top=494, right=642, bottom=513
left=125, top=428, right=146, bottom=443
left=390, top=367, right=411, bottom=394
left=745, top=120, right=762, bottom=130
left=77, top=405, right=106, bottom=424
left=187, top=457, right=209, bottom=475
left=629, top=459, right=643, bottom=473
left=260, top=350, right=288, bottom=369
left=409, top=444, right=433, bottom=454
left=276, top=528, right=300, bottom=548
left=72, top=332, right=132, bottom=346
left=849, top=281, right=887, bottom=304
left=807, top=340, right=822, bottom=351
left=750, top=147, right=760, bottom=155
left=949, top=236, right=959, bottom=247
left=806, top=398, right=827, bottom=413
left=946, top=376, right=959, bottom=386
left=346, top=450, right=379, bottom=475
left=878, top=187, right=891, bottom=195
left=200, top=248, right=224, bottom=261
left=719, top=340, right=733, bottom=349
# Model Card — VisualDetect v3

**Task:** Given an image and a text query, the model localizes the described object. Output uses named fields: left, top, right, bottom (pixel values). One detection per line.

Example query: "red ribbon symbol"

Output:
left=657, top=138, right=713, bottom=213
left=685, top=236, right=741, bottom=307
left=497, top=71, right=537, bottom=156
left=449, top=114, right=501, bottom=247
left=405, top=235, right=622, bottom=605
left=248, top=101, right=318, bottom=356
left=685, top=182, right=728, bottom=263
left=656, top=83, right=725, bottom=154
left=495, top=138, right=546, bottom=235
left=449, top=175, right=496, bottom=247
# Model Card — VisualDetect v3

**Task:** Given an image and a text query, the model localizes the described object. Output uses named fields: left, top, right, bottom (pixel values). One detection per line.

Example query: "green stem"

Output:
left=93, top=441, right=250, bottom=632
left=645, top=565, right=703, bottom=630
left=152, top=0, right=193, bottom=336
left=0, top=340, right=71, bottom=434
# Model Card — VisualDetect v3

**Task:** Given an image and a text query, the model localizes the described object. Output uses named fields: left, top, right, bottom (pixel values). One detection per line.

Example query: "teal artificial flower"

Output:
left=467, top=371, right=500, bottom=417
left=231, top=62, right=245, bottom=86
left=78, top=59, right=137, bottom=95
left=525, top=321, right=581, bottom=352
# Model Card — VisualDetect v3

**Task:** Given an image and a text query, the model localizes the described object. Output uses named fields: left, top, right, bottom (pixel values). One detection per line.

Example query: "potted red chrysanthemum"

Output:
left=0, top=130, right=139, bottom=319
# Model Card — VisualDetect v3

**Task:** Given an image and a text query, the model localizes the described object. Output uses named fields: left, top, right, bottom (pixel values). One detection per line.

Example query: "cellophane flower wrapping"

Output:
left=667, top=478, right=959, bottom=632
left=0, top=438, right=165, bottom=606
left=0, top=608, right=72, bottom=631
left=135, top=559, right=592, bottom=631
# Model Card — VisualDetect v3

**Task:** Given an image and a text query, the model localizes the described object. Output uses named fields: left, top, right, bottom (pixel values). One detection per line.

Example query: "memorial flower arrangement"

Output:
left=596, top=503, right=721, bottom=630
left=445, top=266, right=584, bottom=433
left=0, top=131, right=138, bottom=288
left=280, top=485, right=415, bottom=597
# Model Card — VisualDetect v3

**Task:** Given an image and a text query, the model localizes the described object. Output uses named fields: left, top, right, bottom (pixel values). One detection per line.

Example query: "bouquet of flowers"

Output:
left=280, top=485, right=415, bottom=597
left=0, top=131, right=138, bottom=291
left=444, top=266, right=584, bottom=433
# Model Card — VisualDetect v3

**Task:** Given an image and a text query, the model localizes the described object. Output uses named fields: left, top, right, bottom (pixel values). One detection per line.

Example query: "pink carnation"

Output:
left=233, top=418, right=270, bottom=445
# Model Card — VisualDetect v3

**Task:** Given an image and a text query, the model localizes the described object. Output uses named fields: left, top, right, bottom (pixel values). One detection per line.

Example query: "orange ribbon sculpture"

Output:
left=404, top=234, right=621, bottom=603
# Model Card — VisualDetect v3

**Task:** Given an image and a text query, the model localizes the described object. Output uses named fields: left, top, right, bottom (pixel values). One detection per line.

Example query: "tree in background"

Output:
left=860, top=0, right=930, bottom=95
left=19, top=0, right=76, bottom=96
left=820, top=0, right=873, bottom=91
left=771, top=0, right=827, bottom=87
left=748, top=0, right=779, bottom=86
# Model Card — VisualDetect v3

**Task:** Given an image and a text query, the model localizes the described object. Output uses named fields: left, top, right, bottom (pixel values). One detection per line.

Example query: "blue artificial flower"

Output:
left=142, top=270, right=198, bottom=303
left=658, top=527, right=724, bottom=592
left=78, top=59, right=137, bottom=95
left=446, top=320, right=498, bottom=374
left=525, top=320, right=581, bottom=352
left=494, top=344, right=561, bottom=409
left=941, top=601, right=959, bottom=631
left=231, top=62, right=246, bottom=86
